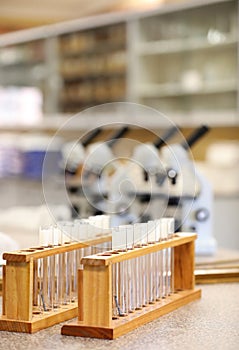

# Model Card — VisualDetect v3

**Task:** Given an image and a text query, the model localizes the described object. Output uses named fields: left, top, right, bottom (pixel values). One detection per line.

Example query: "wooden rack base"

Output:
left=0, top=302, right=78, bottom=334
left=62, top=289, right=201, bottom=340
left=0, top=235, right=111, bottom=333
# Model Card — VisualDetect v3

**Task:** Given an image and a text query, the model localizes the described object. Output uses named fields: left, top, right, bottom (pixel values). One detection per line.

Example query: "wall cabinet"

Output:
left=0, top=0, right=238, bottom=125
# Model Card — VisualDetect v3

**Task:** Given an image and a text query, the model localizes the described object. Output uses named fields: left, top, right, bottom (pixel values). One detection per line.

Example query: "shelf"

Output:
left=0, top=0, right=237, bottom=120
left=60, top=42, right=126, bottom=58
left=136, top=36, right=237, bottom=56
left=137, top=80, right=237, bottom=98
left=61, top=71, right=126, bottom=83
left=0, top=112, right=238, bottom=132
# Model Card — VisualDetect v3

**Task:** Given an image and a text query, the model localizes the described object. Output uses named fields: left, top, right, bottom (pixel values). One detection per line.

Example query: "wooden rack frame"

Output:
left=62, top=232, right=201, bottom=339
left=0, top=235, right=111, bottom=333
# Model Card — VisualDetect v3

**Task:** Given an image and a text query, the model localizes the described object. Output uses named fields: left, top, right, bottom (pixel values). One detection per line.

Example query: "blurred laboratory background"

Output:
left=0, top=0, right=238, bottom=254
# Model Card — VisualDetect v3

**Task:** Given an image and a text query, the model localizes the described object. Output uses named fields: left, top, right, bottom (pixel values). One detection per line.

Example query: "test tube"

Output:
left=133, top=223, right=143, bottom=310
left=124, top=225, right=135, bottom=313
left=74, top=219, right=89, bottom=269
left=62, top=222, right=74, bottom=304
left=53, top=225, right=64, bottom=307
left=155, top=219, right=161, bottom=300
left=160, top=218, right=169, bottom=298
left=55, top=222, right=72, bottom=305
left=140, top=222, right=148, bottom=306
left=167, top=218, right=175, bottom=295
left=102, top=215, right=112, bottom=251
left=38, top=225, right=54, bottom=311
left=147, top=220, right=156, bottom=303
left=112, top=226, right=127, bottom=316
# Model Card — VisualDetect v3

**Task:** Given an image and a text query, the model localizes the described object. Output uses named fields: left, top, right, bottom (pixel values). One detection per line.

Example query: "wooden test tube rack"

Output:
left=0, top=235, right=111, bottom=333
left=62, top=232, right=201, bottom=340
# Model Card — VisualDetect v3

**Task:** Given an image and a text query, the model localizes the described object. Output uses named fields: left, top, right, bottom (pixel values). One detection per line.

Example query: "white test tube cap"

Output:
left=167, top=218, right=175, bottom=237
left=159, top=218, right=175, bottom=239
left=147, top=220, right=156, bottom=243
left=39, top=226, right=52, bottom=246
left=155, top=219, right=161, bottom=241
left=133, top=223, right=142, bottom=246
left=53, top=225, right=62, bottom=245
left=112, top=226, right=127, bottom=250
left=57, top=221, right=73, bottom=242
left=140, top=222, right=148, bottom=244
left=88, top=216, right=100, bottom=238
left=160, top=218, right=169, bottom=240
left=102, top=215, right=110, bottom=230
left=75, top=219, right=89, bottom=241
left=121, top=224, right=134, bottom=249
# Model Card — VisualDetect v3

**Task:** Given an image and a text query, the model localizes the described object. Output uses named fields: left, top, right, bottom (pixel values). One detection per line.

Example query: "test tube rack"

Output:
left=61, top=232, right=201, bottom=339
left=0, top=235, right=111, bottom=333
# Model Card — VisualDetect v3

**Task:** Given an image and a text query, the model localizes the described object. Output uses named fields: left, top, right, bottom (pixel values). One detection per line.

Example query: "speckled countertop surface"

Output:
left=0, top=284, right=239, bottom=350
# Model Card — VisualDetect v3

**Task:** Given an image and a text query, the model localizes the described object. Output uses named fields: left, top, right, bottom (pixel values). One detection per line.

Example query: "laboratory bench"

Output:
left=0, top=283, right=238, bottom=350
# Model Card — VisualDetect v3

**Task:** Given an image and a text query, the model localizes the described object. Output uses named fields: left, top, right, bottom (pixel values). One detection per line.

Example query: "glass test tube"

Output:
left=125, top=225, right=135, bottom=313
left=60, top=221, right=74, bottom=304
left=133, top=223, right=142, bottom=310
left=160, top=218, right=169, bottom=298
left=168, top=218, right=175, bottom=294
left=155, top=219, right=161, bottom=300
left=55, top=222, right=70, bottom=305
left=112, top=226, right=127, bottom=316
left=74, top=219, right=90, bottom=265
left=147, top=220, right=156, bottom=304
left=33, top=259, right=39, bottom=308
left=140, top=223, right=148, bottom=306
left=39, top=226, right=53, bottom=311
left=54, top=225, right=64, bottom=307
left=112, top=260, right=119, bottom=318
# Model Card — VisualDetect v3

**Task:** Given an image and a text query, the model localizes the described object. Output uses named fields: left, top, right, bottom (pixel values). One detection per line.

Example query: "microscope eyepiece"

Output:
left=182, top=125, right=209, bottom=150
left=153, top=126, right=178, bottom=149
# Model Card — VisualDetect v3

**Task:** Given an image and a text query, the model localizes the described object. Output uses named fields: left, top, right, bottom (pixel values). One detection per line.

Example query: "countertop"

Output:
left=0, top=283, right=239, bottom=350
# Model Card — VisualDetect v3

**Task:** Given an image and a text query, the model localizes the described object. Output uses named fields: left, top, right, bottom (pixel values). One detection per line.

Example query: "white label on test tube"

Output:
left=140, top=223, right=148, bottom=245
left=160, top=218, right=169, bottom=240
left=94, top=215, right=104, bottom=235
left=39, top=226, right=52, bottom=246
left=147, top=220, right=156, bottom=243
left=89, top=216, right=102, bottom=238
left=112, top=226, right=127, bottom=250
left=102, top=215, right=111, bottom=235
left=133, top=223, right=142, bottom=246
left=155, top=220, right=161, bottom=241
left=53, top=225, right=61, bottom=245
left=167, top=218, right=175, bottom=238
left=122, top=225, right=134, bottom=250
left=57, top=221, right=72, bottom=243
left=81, top=220, right=90, bottom=241
left=102, top=215, right=110, bottom=228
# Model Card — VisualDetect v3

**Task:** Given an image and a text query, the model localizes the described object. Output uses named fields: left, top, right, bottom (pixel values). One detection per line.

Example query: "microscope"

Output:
left=109, top=125, right=216, bottom=255
left=67, top=126, right=129, bottom=218
left=161, top=126, right=217, bottom=255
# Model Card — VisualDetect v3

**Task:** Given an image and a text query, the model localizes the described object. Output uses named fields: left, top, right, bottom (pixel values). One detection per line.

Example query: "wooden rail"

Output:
left=62, top=232, right=201, bottom=339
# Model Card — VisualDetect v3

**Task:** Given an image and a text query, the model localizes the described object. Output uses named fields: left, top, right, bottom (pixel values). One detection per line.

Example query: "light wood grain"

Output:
left=62, top=233, right=201, bottom=339
left=62, top=289, right=201, bottom=339
left=81, top=233, right=197, bottom=266
left=195, top=268, right=239, bottom=284
left=0, top=302, right=78, bottom=333
left=78, top=269, right=84, bottom=321
left=3, top=235, right=111, bottom=262
left=83, top=264, right=112, bottom=327
left=2, top=266, right=6, bottom=315
left=174, top=241, right=195, bottom=290
left=5, top=260, right=33, bottom=321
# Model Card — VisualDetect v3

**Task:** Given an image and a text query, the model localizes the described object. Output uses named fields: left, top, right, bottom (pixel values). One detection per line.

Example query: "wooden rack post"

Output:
left=0, top=235, right=111, bottom=333
left=62, top=232, right=201, bottom=339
